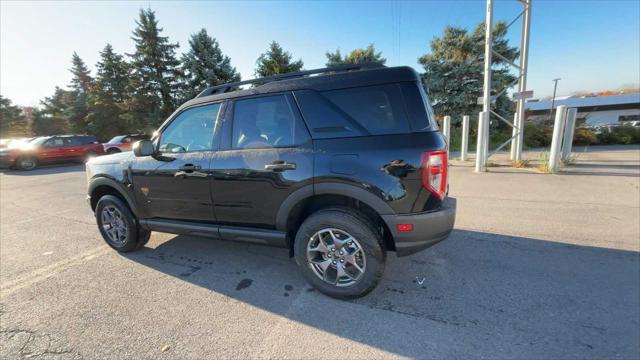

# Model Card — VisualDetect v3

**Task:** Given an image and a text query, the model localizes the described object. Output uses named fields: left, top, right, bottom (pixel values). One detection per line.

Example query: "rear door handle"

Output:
left=264, top=162, right=296, bottom=171
left=179, top=164, right=201, bottom=172
left=175, top=171, right=208, bottom=178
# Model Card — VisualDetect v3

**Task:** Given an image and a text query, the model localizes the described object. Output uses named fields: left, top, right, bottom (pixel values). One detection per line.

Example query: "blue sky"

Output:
left=1, top=0, right=639, bottom=106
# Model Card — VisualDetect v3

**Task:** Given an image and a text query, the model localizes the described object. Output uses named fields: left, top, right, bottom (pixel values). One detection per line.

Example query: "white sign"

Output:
left=513, top=90, right=534, bottom=100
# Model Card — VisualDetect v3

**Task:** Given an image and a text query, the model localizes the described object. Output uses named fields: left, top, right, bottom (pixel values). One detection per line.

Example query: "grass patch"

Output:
left=536, top=152, right=554, bottom=173
left=562, top=153, right=580, bottom=165
left=512, top=159, right=530, bottom=168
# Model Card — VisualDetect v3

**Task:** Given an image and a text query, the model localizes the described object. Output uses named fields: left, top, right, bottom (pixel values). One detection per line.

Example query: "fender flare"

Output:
left=88, top=177, right=140, bottom=217
left=275, top=183, right=394, bottom=231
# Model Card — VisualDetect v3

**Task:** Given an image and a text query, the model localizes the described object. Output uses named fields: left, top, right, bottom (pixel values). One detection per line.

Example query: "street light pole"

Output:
left=549, top=78, right=561, bottom=123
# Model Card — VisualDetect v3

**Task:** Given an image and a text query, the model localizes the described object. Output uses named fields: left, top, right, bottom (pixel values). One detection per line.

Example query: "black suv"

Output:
left=86, top=64, right=456, bottom=299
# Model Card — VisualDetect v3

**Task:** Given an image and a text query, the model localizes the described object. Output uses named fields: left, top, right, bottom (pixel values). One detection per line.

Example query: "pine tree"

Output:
left=70, top=52, right=93, bottom=93
left=33, top=87, right=73, bottom=135
left=0, top=95, right=30, bottom=137
left=67, top=52, right=93, bottom=133
left=325, top=44, right=386, bottom=66
left=418, top=22, right=518, bottom=124
left=127, top=8, right=182, bottom=127
left=181, top=29, right=240, bottom=100
left=87, top=44, right=131, bottom=140
left=255, top=41, right=303, bottom=77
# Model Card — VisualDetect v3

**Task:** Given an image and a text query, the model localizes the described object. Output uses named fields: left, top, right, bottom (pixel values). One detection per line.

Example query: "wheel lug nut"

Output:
left=332, top=261, right=337, bottom=264
left=339, top=251, right=343, bottom=255
left=340, top=259, right=344, bottom=263
left=331, top=248, right=336, bottom=252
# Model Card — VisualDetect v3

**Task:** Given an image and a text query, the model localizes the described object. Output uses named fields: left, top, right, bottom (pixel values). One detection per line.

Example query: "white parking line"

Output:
left=0, top=246, right=110, bottom=299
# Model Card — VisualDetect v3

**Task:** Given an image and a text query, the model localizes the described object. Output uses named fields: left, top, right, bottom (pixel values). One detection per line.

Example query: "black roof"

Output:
left=179, top=64, right=421, bottom=110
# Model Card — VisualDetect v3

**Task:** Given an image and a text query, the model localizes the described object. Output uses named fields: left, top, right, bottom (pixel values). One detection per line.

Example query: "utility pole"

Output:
left=475, top=0, right=493, bottom=173
left=511, top=0, right=531, bottom=161
left=549, top=78, right=561, bottom=123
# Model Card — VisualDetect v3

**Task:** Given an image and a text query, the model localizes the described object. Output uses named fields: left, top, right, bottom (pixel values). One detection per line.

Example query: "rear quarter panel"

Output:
left=313, top=131, right=446, bottom=214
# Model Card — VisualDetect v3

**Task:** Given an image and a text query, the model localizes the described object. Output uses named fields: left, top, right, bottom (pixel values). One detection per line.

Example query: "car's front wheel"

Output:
left=16, top=156, right=37, bottom=171
left=95, top=195, right=150, bottom=252
left=294, top=207, right=385, bottom=299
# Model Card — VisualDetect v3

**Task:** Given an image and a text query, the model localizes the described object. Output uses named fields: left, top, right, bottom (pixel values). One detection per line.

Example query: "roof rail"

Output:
left=195, top=62, right=385, bottom=98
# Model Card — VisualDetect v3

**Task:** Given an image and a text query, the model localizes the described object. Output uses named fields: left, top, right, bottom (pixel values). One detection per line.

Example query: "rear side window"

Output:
left=232, top=94, right=309, bottom=149
left=294, top=84, right=412, bottom=139
left=67, top=137, right=83, bottom=146
left=322, top=84, right=410, bottom=135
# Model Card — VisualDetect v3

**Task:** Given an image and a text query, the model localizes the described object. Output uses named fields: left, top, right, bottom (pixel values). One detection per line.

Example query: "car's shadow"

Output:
left=0, top=163, right=85, bottom=176
left=123, top=229, right=640, bottom=358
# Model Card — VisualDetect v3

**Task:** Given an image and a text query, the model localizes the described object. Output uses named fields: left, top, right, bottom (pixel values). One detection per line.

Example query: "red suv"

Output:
left=0, top=135, right=104, bottom=170
left=102, top=134, right=150, bottom=154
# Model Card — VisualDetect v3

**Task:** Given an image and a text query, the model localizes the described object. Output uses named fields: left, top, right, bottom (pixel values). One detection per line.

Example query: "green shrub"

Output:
left=523, top=122, right=551, bottom=148
left=597, top=125, right=640, bottom=145
left=573, top=128, right=598, bottom=145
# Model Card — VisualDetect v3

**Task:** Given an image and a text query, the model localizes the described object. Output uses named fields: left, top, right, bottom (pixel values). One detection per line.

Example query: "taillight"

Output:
left=421, top=150, right=448, bottom=200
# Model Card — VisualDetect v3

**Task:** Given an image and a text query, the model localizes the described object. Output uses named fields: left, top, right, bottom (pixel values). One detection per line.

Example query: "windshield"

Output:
left=29, top=137, right=50, bottom=146
left=107, top=135, right=126, bottom=144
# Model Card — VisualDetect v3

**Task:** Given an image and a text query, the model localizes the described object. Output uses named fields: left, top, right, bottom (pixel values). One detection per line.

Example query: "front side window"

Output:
left=159, top=103, right=221, bottom=153
left=232, top=95, right=308, bottom=149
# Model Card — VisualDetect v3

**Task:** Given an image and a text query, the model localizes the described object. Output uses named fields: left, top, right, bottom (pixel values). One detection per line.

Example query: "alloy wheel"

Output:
left=306, top=228, right=366, bottom=287
left=101, top=205, right=128, bottom=244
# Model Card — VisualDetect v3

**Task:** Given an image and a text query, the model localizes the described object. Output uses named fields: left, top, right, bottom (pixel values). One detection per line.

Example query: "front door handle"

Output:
left=175, top=163, right=207, bottom=178
left=264, top=161, right=296, bottom=171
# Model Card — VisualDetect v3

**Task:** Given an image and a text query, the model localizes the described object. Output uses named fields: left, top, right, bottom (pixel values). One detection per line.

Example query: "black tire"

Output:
left=16, top=156, right=37, bottom=171
left=95, top=195, right=150, bottom=252
left=294, top=207, right=385, bottom=299
left=106, top=148, right=121, bottom=154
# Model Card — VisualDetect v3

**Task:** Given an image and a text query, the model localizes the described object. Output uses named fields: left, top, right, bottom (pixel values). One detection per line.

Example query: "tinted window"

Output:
left=67, top=137, right=83, bottom=146
left=295, top=84, right=412, bottom=139
left=232, top=95, right=309, bottom=149
left=322, top=84, right=410, bottom=136
left=83, top=136, right=98, bottom=144
left=107, top=136, right=126, bottom=144
left=398, top=82, right=437, bottom=131
left=159, top=103, right=221, bottom=153
left=46, top=138, right=64, bottom=147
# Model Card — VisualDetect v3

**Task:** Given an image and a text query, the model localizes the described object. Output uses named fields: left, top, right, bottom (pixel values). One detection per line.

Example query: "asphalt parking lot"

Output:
left=1, top=145, right=639, bottom=359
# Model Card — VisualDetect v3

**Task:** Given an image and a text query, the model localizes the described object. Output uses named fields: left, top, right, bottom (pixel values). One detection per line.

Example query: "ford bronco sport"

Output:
left=86, top=63, right=456, bottom=299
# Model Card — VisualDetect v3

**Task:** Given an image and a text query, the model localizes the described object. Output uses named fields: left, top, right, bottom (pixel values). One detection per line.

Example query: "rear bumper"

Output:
left=382, top=197, right=456, bottom=257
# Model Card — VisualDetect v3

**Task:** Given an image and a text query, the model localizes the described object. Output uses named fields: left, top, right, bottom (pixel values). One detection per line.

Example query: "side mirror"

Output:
left=133, top=140, right=155, bottom=157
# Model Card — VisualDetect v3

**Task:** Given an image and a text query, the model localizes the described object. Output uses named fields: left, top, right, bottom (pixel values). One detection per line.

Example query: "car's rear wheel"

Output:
left=294, top=207, right=385, bottom=299
left=95, top=195, right=150, bottom=252
left=16, top=156, right=37, bottom=171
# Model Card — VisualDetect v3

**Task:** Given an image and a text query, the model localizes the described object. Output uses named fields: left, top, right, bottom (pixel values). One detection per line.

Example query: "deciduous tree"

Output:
left=0, top=95, right=30, bottom=137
